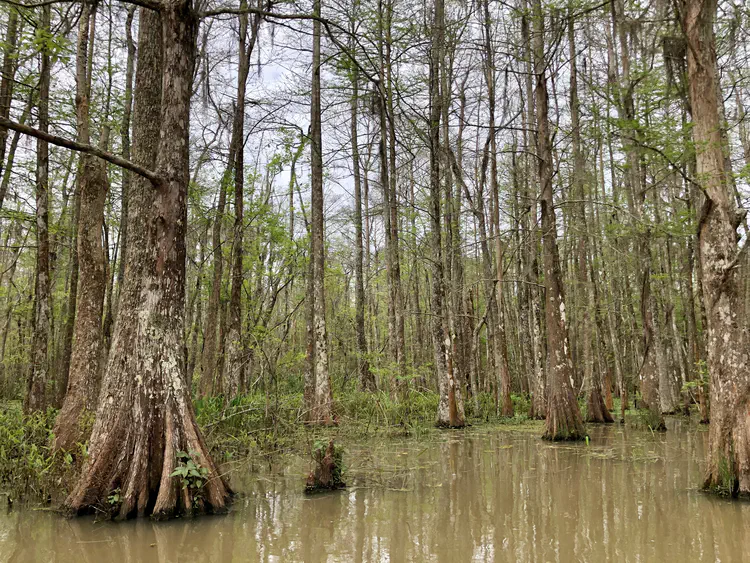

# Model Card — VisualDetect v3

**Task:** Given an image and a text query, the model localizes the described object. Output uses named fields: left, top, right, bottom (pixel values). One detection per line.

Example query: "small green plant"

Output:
left=170, top=451, right=210, bottom=492
left=107, top=488, right=122, bottom=506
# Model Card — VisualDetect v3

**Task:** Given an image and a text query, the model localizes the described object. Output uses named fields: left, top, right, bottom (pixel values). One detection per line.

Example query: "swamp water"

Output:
left=1, top=420, right=748, bottom=562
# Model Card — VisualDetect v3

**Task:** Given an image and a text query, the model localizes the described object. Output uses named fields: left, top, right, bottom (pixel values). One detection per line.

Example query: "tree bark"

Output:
left=432, top=0, right=464, bottom=428
left=64, top=6, right=231, bottom=518
left=54, top=0, right=110, bottom=451
left=533, top=0, right=585, bottom=441
left=309, top=0, right=333, bottom=424
left=684, top=0, right=750, bottom=496
left=25, top=5, right=52, bottom=414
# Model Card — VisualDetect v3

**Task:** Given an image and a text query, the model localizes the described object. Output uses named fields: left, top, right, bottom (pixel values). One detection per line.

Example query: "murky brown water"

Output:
left=1, top=420, right=748, bottom=562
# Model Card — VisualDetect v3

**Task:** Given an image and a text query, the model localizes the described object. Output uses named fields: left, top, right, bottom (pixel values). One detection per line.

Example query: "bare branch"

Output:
left=0, top=117, right=162, bottom=184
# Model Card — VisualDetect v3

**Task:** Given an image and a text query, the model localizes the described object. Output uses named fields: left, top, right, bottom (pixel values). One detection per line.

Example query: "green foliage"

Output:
left=31, top=25, right=72, bottom=65
left=0, top=403, right=75, bottom=503
left=107, top=488, right=122, bottom=506
left=170, top=451, right=210, bottom=492
left=684, top=360, right=709, bottom=389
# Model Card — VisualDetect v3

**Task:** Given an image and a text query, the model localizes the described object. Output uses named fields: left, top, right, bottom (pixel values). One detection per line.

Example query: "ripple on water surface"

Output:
left=0, top=421, right=747, bottom=562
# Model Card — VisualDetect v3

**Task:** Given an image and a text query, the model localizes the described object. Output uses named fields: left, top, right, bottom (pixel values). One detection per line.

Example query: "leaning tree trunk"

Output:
left=684, top=0, right=750, bottom=496
left=533, top=0, right=585, bottom=441
left=63, top=7, right=231, bottom=519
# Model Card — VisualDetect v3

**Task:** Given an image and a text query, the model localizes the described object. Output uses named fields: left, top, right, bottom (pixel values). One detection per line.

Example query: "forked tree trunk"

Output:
left=533, top=0, right=585, bottom=441
left=684, top=0, right=750, bottom=496
left=64, top=7, right=231, bottom=518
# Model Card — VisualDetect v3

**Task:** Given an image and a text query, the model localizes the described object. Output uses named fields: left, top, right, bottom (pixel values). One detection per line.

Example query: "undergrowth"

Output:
left=0, top=402, right=78, bottom=505
left=0, top=389, right=682, bottom=506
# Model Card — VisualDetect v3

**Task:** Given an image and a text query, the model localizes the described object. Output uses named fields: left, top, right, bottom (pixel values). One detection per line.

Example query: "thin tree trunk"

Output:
left=224, top=2, right=261, bottom=400
left=432, top=0, right=464, bottom=428
left=309, top=0, right=332, bottom=424
left=25, top=5, right=52, bottom=414
left=116, top=6, right=136, bottom=305
left=350, top=50, right=375, bottom=391
left=482, top=0, right=512, bottom=417
left=0, top=7, right=19, bottom=213
left=568, top=15, right=611, bottom=423
left=54, top=2, right=111, bottom=450
left=533, top=0, right=585, bottom=441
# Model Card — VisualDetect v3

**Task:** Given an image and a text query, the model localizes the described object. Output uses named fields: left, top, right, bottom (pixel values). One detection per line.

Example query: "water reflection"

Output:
left=1, top=423, right=748, bottom=562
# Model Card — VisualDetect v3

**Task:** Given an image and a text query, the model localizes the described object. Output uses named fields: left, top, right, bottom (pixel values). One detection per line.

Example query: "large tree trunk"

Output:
left=25, top=5, right=52, bottom=414
left=54, top=0, right=109, bottom=451
left=533, top=0, right=585, bottom=441
left=684, top=0, right=750, bottom=496
left=63, top=7, right=231, bottom=519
